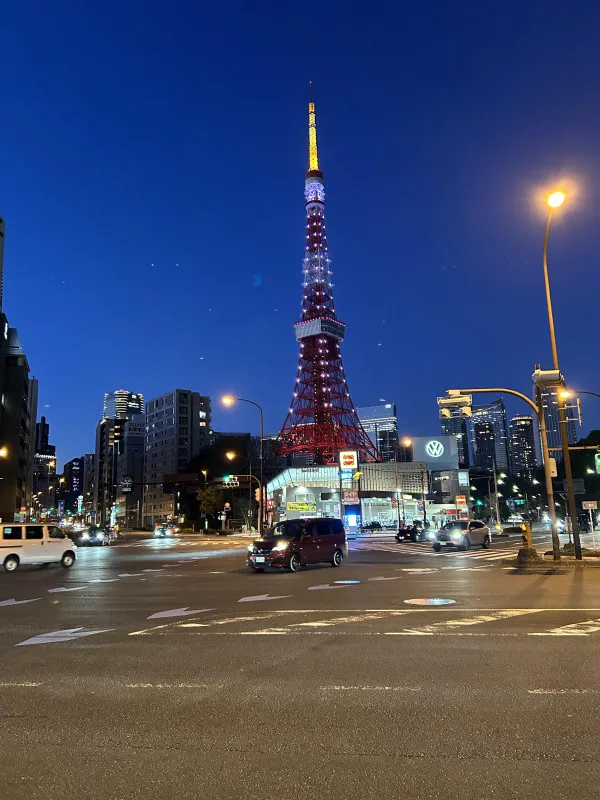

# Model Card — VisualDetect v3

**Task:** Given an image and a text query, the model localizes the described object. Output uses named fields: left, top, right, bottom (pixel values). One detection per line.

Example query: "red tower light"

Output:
left=277, top=95, right=381, bottom=466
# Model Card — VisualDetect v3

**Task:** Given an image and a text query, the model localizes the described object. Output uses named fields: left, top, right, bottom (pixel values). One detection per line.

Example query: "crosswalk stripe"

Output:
left=386, top=609, right=545, bottom=636
left=529, top=618, right=600, bottom=636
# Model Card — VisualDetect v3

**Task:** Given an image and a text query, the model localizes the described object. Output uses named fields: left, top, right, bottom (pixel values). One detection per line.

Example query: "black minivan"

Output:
left=247, top=518, right=347, bottom=572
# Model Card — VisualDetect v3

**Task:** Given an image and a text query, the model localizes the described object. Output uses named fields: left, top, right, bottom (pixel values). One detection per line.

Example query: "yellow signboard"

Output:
left=286, top=501, right=317, bottom=512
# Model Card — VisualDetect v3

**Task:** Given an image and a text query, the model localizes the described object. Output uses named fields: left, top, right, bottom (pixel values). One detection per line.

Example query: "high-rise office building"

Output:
left=509, top=415, right=537, bottom=480
left=114, top=415, right=145, bottom=529
left=63, top=456, right=84, bottom=513
left=470, top=399, right=509, bottom=471
left=82, top=453, right=95, bottom=519
left=440, top=408, right=470, bottom=468
left=0, top=219, right=37, bottom=519
left=143, top=390, right=211, bottom=526
left=94, top=417, right=126, bottom=524
left=356, top=404, right=398, bottom=462
left=35, top=415, right=55, bottom=456
left=103, top=390, right=144, bottom=420
left=0, top=214, right=5, bottom=310
left=541, top=387, right=577, bottom=454
left=472, top=420, right=496, bottom=471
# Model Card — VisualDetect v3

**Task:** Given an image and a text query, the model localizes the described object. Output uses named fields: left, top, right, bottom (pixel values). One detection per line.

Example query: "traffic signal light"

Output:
left=255, top=488, right=261, bottom=502
left=595, top=448, right=600, bottom=474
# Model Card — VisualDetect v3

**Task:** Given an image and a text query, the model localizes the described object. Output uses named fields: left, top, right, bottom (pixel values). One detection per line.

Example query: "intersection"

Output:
left=1, top=533, right=600, bottom=799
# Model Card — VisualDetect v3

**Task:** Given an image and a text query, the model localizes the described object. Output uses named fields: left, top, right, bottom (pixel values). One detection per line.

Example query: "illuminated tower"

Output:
left=278, top=94, right=380, bottom=465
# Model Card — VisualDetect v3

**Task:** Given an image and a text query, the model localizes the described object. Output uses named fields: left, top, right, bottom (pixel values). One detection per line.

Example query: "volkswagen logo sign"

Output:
left=425, top=440, right=445, bottom=458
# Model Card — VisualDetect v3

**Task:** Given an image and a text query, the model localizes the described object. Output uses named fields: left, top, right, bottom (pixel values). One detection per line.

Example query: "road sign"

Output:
left=455, top=495, right=467, bottom=507
left=549, top=457, right=558, bottom=478
left=339, top=451, right=358, bottom=469
left=583, top=501, right=597, bottom=510
left=122, top=476, right=133, bottom=493
left=342, top=489, right=359, bottom=505
left=563, top=479, right=586, bottom=495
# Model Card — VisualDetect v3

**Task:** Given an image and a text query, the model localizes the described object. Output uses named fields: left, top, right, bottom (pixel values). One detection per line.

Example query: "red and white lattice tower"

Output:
left=277, top=94, right=381, bottom=465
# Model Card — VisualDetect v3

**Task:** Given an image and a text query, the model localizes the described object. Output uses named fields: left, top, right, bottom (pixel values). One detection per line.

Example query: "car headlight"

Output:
left=247, top=544, right=254, bottom=552
left=272, top=541, right=289, bottom=552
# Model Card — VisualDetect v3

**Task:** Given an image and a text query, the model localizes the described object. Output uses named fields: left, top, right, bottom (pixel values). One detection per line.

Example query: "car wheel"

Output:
left=433, top=543, right=442, bottom=552
left=61, top=552, right=75, bottom=568
left=289, top=553, right=301, bottom=572
left=482, top=535, right=490, bottom=549
left=4, top=555, right=19, bottom=573
left=332, top=549, right=343, bottom=567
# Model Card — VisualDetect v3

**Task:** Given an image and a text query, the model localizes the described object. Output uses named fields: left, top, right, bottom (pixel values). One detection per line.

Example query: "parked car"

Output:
left=432, top=520, right=491, bottom=552
left=1, top=523, right=76, bottom=572
left=247, top=518, right=347, bottom=572
left=72, top=526, right=110, bottom=546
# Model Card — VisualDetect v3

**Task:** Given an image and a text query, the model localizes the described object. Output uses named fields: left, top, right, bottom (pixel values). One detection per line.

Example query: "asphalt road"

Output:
left=1, top=531, right=599, bottom=799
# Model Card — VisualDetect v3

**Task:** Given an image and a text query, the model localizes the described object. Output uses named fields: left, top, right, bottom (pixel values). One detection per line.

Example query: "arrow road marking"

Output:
left=47, top=587, right=85, bottom=593
left=0, top=598, right=42, bottom=606
left=147, top=607, right=215, bottom=619
left=15, top=627, right=115, bottom=646
left=238, top=594, right=292, bottom=603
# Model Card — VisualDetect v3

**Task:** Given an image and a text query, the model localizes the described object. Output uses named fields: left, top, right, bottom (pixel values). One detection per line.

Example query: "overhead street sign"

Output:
left=583, top=501, right=597, bottom=510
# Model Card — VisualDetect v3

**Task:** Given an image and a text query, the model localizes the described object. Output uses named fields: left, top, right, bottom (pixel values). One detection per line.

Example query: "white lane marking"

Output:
left=209, top=571, right=225, bottom=574
left=178, top=613, right=280, bottom=628
left=88, top=579, right=120, bottom=583
left=147, top=607, right=215, bottom=619
left=368, top=576, right=403, bottom=582
left=323, top=685, right=421, bottom=692
left=142, top=568, right=165, bottom=572
left=401, top=568, right=439, bottom=574
left=308, top=584, right=356, bottom=591
left=387, top=609, right=545, bottom=635
left=287, top=611, right=411, bottom=629
left=238, top=594, right=292, bottom=603
left=118, top=573, right=144, bottom=577
left=126, top=683, right=223, bottom=689
left=529, top=618, right=600, bottom=636
left=16, top=627, right=114, bottom=646
left=0, top=597, right=41, bottom=606
left=528, top=689, right=598, bottom=695
left=0, top=681, right=43, bottom=687
left=47, top=586, right=84, bottom=593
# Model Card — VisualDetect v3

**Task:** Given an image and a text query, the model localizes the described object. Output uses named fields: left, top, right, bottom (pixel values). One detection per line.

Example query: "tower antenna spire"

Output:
left=308, top=84, right=319, bottom=174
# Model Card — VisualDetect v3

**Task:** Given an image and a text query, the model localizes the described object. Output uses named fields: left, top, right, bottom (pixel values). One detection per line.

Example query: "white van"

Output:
left=1, top=524, right=76, bottom=572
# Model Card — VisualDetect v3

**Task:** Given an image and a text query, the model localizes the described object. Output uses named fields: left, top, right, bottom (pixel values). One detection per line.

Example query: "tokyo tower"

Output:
left=277, top=93, right=381, bottom=465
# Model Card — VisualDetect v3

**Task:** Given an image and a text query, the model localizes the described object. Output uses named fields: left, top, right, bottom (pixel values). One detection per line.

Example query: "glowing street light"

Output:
left=0, top=446, right=8, bottom=458
left=225, top=451, right=236, bottom=461
left=547, top=191, right=565, bottom=209
left=221, top=395, right=234, bottom=407
left=402, top=437, right=412, bottom=447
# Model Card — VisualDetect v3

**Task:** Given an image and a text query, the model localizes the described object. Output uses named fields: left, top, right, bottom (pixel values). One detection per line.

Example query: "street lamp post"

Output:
left=542, top=192, right=582, bottom=559
left=222, top=396, right=264, bottom=535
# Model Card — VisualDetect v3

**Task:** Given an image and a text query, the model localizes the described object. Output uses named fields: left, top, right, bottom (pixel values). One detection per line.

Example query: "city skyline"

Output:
left=2, top=5, right=600, bottom=467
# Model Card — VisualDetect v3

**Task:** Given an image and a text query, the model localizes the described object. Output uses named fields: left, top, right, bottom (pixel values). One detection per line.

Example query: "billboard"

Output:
left=411, top=436, right=459, bottom=470
left=287, top=501, right=317, bottom=512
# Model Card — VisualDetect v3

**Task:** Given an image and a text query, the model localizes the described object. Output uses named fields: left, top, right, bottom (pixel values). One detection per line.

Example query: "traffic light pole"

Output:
left=445, top=386, right=561, bottom=561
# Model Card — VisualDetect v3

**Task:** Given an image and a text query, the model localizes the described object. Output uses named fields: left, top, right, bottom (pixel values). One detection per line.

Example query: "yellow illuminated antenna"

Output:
left=308, top=81, right=319, bottom=172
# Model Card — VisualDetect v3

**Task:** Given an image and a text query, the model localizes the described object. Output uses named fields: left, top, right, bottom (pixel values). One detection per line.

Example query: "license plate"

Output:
left=254, top=556, right=265, bottom=563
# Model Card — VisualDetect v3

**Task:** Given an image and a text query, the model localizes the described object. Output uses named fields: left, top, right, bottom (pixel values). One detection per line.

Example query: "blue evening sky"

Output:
left=2, top=1, right=600, bottom=466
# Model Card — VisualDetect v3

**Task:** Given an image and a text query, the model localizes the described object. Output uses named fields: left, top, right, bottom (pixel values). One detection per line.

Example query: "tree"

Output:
left=197, top=486, right=224, bottom=527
